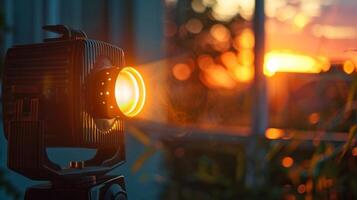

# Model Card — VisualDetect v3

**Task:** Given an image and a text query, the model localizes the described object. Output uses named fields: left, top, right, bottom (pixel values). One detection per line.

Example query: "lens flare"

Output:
left=115, top=67, right=146, bottom=117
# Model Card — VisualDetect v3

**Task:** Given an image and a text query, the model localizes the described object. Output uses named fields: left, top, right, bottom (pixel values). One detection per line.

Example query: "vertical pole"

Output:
left=253, top=0, right=267, bottom=136
left=246, top=0, right=267, bottom=188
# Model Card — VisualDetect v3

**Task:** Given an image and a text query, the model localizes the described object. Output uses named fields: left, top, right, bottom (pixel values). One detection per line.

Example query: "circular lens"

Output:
left=115, top=67, right=146, bottom=117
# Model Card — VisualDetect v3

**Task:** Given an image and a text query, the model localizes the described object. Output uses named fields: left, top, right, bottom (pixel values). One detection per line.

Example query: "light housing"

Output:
left=1, top=25, right=145, bottom=180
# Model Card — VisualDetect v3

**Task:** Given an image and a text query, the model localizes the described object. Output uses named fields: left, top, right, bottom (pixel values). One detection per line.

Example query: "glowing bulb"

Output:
left=115, top=67, right=146, bottom=117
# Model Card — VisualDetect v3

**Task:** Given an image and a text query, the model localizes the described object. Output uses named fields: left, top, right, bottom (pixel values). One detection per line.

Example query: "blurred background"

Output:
left=1, top=0, right=357, bottom=199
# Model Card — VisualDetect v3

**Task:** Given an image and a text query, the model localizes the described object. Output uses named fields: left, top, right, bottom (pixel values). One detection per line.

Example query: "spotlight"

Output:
left=2, top=25, right=146, bottom=200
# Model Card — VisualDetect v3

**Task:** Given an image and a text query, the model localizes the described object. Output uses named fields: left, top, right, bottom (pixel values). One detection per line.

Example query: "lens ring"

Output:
left=115, top=67, right=146, bottom=117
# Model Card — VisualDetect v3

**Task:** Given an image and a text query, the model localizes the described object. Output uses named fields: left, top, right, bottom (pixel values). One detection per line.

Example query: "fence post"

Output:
left=246, top=0, right=268, bottom=188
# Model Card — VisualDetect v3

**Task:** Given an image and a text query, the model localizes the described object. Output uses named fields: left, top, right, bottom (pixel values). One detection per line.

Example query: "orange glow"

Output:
left=172, top=63, right=192, bottom=81
left=313, top=24, right=357, bottom=40
left=198, top=54, right=215, bottom=70
left=343, top=60, right=355, bottom=74
left=264, top=51, right=326, bottom=76
left=265, top=128, right=284, bottom=140
left=238, top=50, right=254, bottom=66
left=275, top=6, right=296, bottom=22
left=306, top=179, right=313, bottom=193
left=200, top=64, right=236, bottom=89
left=293, top=13, right=309, bottom=29
left=317, top=56, right=331, bottom=72
left=281, top=156, right=294, bottom=168
left=297, top=184, right=306, bottom=194
left=240, top=66, right=253, bottom=81
left=308, top=112, right=320, bottom=124
left=352, top=147, right=357, bottom=157
left=231, top=65, right=254, bottom=83
left=115, top=67, right=146, bottom=117
left=221, top=51, right=238, bottom=70
left=210, top=24, right=230, bottom=42
left=185, top=18, right=203, bottom=34
left=237, top=29, right=255, bottom=49
left=221, top=51, right=254, bottom=83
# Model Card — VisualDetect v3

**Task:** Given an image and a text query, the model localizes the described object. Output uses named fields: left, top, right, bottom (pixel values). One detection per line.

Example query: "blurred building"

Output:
left=0, top=0, right=166, bottom=199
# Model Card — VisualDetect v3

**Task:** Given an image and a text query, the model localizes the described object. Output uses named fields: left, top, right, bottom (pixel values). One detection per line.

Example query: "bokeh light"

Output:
left=352, top=147, right=357, bottom=157
left=210, top=24, right=230, bottom=42
left=236, top=28, right=255, bottom=49
left=293, top=13, right=309, bottom=29
left=191, top=0, right=206, bottom=13
left=211, top=0, right=241, bottom=22
left=281, top=156, right=294, bottom=168
left=297, top=184, right=306, bottom=194
left=265, top=128, right=284, bottom=140
left=197, top=54, right=215, bottom=70
left=200, top=64, right=236, bottom=89
left=172, top=63, right=192, bottom=81
left=343, top=60, right=355, bottom=74
left=185, top=18, right=203, bottom=34
left=308, top=112, right=320, bottom=125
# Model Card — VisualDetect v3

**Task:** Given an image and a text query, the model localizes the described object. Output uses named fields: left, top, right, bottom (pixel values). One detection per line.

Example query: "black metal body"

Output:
left=2, top=25, right=128, bottom=199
